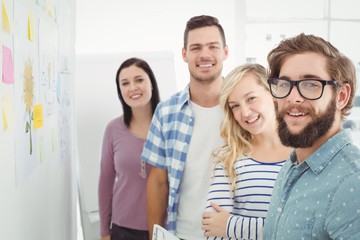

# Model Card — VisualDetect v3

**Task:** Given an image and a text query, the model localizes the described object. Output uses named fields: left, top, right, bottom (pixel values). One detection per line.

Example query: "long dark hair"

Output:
left=115, top=57, right=160, bottom=127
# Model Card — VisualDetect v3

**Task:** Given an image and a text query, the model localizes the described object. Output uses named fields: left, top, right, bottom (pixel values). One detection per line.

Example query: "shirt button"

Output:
left=277, top=207, right=282, bottom=212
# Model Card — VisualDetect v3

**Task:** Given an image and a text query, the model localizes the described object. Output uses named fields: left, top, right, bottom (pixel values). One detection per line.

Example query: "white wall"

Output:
left=75, top=0, right=241, bottom=90
left=0, top=0, right=77, bottom=239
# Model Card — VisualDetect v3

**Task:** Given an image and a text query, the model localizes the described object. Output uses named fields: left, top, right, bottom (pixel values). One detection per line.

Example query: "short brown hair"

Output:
left=183, top=15, right=226, bottom=49
left=267, top=33, right=356, bottom=118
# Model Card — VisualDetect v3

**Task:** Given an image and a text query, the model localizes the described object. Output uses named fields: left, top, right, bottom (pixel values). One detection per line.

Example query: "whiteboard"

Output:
left=75, top=51, right=177, bottom=237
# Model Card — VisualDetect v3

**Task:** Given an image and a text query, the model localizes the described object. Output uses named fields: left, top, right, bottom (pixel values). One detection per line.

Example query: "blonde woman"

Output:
left=202, top=63, right=292, bottom=240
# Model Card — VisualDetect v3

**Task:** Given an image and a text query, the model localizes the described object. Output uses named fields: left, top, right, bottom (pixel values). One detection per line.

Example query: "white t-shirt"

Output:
left=176, top=101, right=223, bottom=240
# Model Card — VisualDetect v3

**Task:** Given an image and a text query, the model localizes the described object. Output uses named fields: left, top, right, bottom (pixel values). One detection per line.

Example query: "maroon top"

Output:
left=98, top=116, right=151, bottom=236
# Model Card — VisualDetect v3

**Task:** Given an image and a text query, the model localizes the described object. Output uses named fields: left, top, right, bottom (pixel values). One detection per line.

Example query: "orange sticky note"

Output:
left=33, top=104, right=43, bottom=129
left=28, top=12, right=35, bottom=41
left=2, top=0, right=10, bottom=32
left=2, top=45, right=15, bottom=84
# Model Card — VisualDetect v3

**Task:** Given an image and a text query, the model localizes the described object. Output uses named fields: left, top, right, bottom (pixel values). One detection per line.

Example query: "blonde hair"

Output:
left=212, top=63, right=268, bottom=186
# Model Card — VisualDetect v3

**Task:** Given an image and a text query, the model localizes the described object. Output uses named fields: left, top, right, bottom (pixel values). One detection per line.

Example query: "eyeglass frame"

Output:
left=267, top=78, right=339, bottom=100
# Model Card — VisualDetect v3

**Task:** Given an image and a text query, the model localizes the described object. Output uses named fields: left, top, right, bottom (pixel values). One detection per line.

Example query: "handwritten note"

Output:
left=152, top=224, right=180, bottom=240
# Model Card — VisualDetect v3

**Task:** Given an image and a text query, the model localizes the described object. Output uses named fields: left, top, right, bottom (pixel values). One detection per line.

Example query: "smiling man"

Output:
left=142, top=15, right=229, bottom=240
left=263, top=33, right=360, bottom=239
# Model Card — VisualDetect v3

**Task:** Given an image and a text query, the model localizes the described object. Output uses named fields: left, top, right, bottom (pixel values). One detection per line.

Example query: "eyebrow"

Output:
left=227, top=91, right=256, bottom=104
left=302, top=74, right=323, bottom=79
left=227, top=100, right=237, bottom=105
left=279, top=74, right=323, bottom=80
left=189, top=42, right=221, bottom=47
left=120, top=75, right=143, bottom=82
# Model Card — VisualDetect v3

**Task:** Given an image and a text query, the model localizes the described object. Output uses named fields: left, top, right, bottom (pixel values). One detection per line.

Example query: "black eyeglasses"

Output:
left=267, top=78, right=338, bottom=100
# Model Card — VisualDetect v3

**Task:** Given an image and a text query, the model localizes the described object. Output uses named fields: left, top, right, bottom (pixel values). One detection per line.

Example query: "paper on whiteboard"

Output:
left=152, top=224, right=180, bottom=240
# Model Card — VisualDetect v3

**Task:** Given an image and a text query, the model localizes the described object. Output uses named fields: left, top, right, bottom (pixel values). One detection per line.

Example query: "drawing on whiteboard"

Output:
left=23, top=58, right=34, bottom=154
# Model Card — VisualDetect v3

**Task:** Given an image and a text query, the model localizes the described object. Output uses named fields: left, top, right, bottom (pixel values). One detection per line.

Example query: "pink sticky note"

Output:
left=2, top=45, right=14, bottom=84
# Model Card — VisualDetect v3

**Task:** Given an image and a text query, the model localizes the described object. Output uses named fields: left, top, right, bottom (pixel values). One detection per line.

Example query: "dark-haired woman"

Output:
left=98, top=58, right=160, bottom=240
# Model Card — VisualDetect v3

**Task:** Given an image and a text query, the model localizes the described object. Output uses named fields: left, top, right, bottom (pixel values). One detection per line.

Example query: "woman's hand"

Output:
left=202, top=202, right=230, bottom=237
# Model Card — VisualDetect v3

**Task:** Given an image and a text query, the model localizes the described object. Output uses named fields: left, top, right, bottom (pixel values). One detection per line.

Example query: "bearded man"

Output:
left=263, top=33, right=360, bottom=240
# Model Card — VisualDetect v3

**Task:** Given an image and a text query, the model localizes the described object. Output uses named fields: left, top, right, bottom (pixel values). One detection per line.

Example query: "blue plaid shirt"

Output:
left=263, top=129, right=360, bottom=239
left=142, top=86, right=194, bottom=233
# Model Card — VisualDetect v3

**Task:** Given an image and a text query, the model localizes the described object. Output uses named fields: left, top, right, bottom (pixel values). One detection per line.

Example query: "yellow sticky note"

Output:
left=2, top=108, right=8, bottom=130
left=2, top=93, right=14, bottom=130
left=28, top=12, right=35, bottom=41
left=2, top=0, right=10, bottom=32
left=33, top=104, right=43, bottom=129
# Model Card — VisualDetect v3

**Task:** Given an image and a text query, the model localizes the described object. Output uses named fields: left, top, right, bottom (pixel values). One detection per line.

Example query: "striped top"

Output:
left=205, top=157, right=285, bottom=240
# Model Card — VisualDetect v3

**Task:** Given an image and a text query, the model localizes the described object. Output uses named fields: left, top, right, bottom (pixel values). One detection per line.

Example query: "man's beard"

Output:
left=276, top=97, right=336, bottom=148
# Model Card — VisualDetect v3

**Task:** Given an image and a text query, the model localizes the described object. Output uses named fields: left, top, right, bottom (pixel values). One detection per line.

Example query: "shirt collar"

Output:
left=178, top=84, right=191, bottom=107
left=290, top=129, right=352, bottom=174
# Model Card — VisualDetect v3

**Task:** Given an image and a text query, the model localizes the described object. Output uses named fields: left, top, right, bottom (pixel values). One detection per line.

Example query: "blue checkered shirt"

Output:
left=141, top=86, right=194, bottom=233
